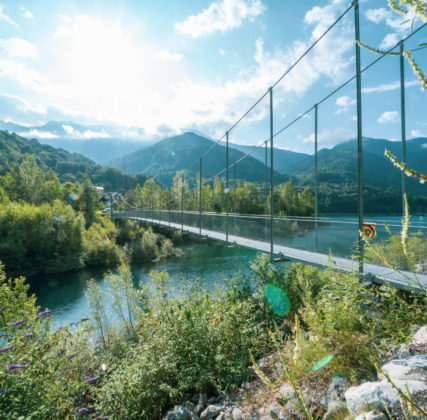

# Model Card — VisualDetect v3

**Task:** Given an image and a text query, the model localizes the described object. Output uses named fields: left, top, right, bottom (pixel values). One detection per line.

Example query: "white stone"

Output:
left=379, top=355, right=427, bottom=382
left=231, top=407, right=243, bottom=419
left=344, top=379, right=427, bottom=416
left=200, top=405, right=223, bottom=420
left=354, top=409, right=386, bottom=420
left=276, top=383, right=296, bottom=402
left=411, top=326, right=427, bottom=345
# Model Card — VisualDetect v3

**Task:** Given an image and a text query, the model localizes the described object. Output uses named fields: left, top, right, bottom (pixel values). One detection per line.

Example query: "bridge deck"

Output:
left=116, top=215, right=427, bottom=292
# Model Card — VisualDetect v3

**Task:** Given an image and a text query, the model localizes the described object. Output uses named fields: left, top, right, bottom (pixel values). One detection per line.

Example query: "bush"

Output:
left=93, top=269, right=274, bottom=418
left=0, top=264, right=97, bottom=418
left=82, top=222, right=123, bottom=267
left=365, top=231, right=427, bottom=273
left=0, top=200, right=84, bottom=276
left=131, top=228, right=159, bottom=263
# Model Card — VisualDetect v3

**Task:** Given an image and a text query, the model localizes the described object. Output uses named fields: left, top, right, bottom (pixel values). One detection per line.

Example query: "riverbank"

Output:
left=28, top=241, right=259, bottom=325
left=1, top=252, right=426, bottom=419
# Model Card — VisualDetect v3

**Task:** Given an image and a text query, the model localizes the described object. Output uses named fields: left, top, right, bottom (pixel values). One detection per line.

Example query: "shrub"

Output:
left=0, top=264, right=99, bottom=418
left=131, top=228, right=159, bottom=263
left=82, top=222, right=123, bottom=267
left=94, top=269, right=274, bottom=418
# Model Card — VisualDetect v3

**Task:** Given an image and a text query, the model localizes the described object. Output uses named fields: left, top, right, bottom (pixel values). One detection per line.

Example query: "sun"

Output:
left=55, top=15, right=146, bottom=103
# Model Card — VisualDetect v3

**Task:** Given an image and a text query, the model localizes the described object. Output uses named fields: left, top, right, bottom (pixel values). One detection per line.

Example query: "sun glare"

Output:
left=57, top=16, right=145, bottom=100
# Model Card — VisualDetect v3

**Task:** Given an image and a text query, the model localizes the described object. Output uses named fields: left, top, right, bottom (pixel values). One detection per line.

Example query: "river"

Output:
left=29, top=243, right=260, bottom=326
left=29, top=215, right=425, bottom=326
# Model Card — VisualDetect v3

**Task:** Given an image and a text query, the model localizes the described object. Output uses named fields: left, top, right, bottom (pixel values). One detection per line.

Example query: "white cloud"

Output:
left=61, top=124, right=110, bottom=138
left=0, top=2, right=355, bottom=137
left=302, top=127, right=354, bottom=148
left=378, top=110, right=399, bottom=124
left=0, top=59, right=48, bottom=91
left=363, top=80, right=419, bottom=93
left=0, top=38, right=38, bottom=58
left=62, top=124, right=75, bottom=134
left=19, top=129, right=58, bottom=139
left=365, top=6, right=422, bottom=50
left=0, top=5, right=18, bottom=27
left=154, top=50, right=183, bottom=62
left=365, top=8, right=390, bottom=24
left=335, top=96, right=356, bottom=114
left=411, top=129, right=425, bottom=137
left=219, top=49, right=225, bottom=55
left=336, top=95, right=356, bottom=107
left=82, top=130, right=110, bottom=139
left=20, top=7, right=34, bottom=19
left=174, top=0, right=266, bottom=37
left=380, top=33, right=400, bottom=49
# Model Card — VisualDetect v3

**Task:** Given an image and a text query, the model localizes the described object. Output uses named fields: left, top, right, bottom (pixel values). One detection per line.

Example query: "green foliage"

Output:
left=131, top=228, right=159, bottom=263
left=261, top=260, right=426, bottom=386
left=94, top=269, right=273, bottom=418
left=365, top=231, right=427, bottom=273
left=0, top=130, right=141, bottom=192
left=161, top=238, right=182, bottom=258
left=274, top=180, right=314, bottom=216
left=0, top=265, right=97, bottom=419
left=105, top=265, right=145, bottom=340
left=77, top=176, right=101, bottom=227
left=82, top=222, right=123, bottom=268
left=0, top=200, right=84, bottom=276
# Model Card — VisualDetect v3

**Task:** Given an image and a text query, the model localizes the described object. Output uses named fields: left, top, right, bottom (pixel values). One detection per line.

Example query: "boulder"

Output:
left=344, top=379, right=427, bottom=416
left=412, top=326, right=427, bottom=346
left=379, top=355, right=427, bottom=382
left=200, top=405, right=223, bottom=420
left=167, top=405, right=192, bottom=420
left=231, top=407, right=243, bottom=420
left=353, top=409, right=386, bottom=420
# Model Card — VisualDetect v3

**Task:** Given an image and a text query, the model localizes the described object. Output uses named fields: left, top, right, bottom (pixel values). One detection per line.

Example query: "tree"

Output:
left=78, top=175, right=100, bottom=228
left=236, top=182, right=263, bottom=214
left=2, top=155, right=44, bottom=204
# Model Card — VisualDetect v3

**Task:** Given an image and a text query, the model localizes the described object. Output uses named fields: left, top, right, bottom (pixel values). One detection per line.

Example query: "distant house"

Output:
left=92, top=186, right=104, bottom=195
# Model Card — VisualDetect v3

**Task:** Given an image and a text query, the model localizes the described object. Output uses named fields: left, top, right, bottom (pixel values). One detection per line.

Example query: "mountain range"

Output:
left=0, top=120, right=153, bottom=165
left=109, top=132, right=288, bottom=186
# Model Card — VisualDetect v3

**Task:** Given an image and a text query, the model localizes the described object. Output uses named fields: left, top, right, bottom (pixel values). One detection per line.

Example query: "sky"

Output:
left=0, top=0, right=426, bottom=154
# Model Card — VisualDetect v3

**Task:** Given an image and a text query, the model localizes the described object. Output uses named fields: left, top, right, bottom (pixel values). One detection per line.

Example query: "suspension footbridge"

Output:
left=111, top=1, right=427, bottom=292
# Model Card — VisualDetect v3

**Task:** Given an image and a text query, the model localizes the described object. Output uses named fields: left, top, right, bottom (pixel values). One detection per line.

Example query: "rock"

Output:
left=200, top=405, right=223, bottom=420
left=167, top=405, right=192, bottom=420
left=275, top=384, right=296, bottom=403
left=323, top=401, right=347, bottom=420
left=344, top=379, right=427, bottom=416
left=199, top=394, right=208, bottom=406
left=190, top=415, right=200, bottom=420
left=412, top=326, right=427, bottom=345
left=386, top=326, right=427, bottom=361
left=379, top=355, right=427, bottom=382
left=195, top=405, right=204, bottom=416
left=231, top=407, right=243, bottom=420
left=184, top=402, right=196, bottom=413
left=208, top=397, right=218, bottom=404
left=354, top=409, right=386, bottom=420
left=268, top=402, right=286, bottom=420
left=330, top=375, right=351, bottom=400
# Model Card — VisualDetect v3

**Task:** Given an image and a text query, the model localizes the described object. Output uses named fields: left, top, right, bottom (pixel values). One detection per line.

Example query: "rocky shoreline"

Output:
left=163, top=326, right=427, bottom=420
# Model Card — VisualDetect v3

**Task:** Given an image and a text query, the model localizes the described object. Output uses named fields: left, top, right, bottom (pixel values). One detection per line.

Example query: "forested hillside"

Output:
left=0, top=130, right=146, bottom=192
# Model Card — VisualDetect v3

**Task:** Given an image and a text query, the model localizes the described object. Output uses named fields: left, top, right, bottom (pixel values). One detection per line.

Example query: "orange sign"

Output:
left=362, top=223, right=376, bottom=238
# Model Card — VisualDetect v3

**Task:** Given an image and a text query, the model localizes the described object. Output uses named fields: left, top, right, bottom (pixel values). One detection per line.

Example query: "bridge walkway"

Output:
left=113, top=213, right=427, bottom=292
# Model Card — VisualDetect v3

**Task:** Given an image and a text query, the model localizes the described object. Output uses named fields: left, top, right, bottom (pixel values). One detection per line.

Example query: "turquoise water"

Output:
left=28, top=214, right=425, bottom=326
left=29, top=243, right=259, bottom=326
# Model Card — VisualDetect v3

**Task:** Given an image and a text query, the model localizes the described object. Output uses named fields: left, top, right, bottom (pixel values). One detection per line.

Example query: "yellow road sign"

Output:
left=363, top=223, right=376, bottom=238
